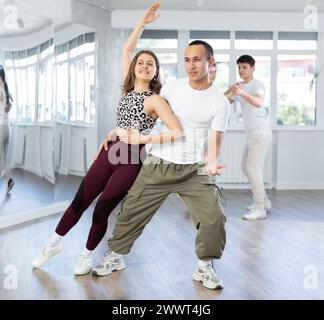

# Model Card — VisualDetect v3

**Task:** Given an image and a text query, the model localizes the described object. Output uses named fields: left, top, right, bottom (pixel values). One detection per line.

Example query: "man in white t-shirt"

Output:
left=93, top=40, right=230, bottom=290
left=225, top=55, right=272, bottom=220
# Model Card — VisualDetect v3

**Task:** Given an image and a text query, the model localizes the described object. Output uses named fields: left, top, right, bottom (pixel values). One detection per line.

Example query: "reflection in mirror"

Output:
left=0, top=14, right=54, bottom=222
left=54, top=26, right=97, bottom=204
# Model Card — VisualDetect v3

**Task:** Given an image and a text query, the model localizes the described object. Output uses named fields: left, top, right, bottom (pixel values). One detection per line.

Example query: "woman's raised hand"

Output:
left=140, top=2, right=161, bottom=25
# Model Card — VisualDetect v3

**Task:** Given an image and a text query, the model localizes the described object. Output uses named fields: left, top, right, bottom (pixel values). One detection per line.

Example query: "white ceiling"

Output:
left=0, top=0, right=323, bottom=38
left=0, top=4, right=52, bottom=38
left=83, top=0, right=324, bottom=12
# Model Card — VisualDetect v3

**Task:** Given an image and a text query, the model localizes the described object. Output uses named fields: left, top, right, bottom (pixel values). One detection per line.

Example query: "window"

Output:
left=190, top=31, right=230, bottom=50
left=277, top=54, right=316, bottom=126
left=54, top=32, right=96, bottom=124
left=3, top=40, right=54, bottom=123
left=138, top=30, right=178, bottom=83
left=38, top=40, right=54, bottom=122
left=278, top=32, right=317, bottom=50
left=235, top=31, right=273, bottom=50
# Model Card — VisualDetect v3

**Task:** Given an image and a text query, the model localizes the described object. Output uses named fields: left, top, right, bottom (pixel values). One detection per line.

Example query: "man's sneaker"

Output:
left=193, top=265, right=223, bottom=290
left=92, top=251, right=125, bottom=277
left=32, top=243, right=63, bottom=268
left=74, top=255, right=92, bottom=275
left=7, top=178, right=14, bottom=193
left=246, top=199, right=272, bottom=211
left=243, top=207, right=267, bottom=220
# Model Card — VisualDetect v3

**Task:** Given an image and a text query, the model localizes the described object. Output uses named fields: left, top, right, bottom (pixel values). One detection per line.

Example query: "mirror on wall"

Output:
left=0, top=3, right=55, bottom=223
left=53, top=24, right=98, bottom=205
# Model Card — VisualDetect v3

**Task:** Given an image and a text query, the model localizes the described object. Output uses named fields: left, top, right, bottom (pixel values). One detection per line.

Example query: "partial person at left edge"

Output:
left=0, top=65, right=14, bottom=193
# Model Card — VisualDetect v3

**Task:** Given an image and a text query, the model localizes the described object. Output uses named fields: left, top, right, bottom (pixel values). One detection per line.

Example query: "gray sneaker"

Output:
left=92, top=251, right=125, bottom=277
left=193, top=264, right=223, bottom=290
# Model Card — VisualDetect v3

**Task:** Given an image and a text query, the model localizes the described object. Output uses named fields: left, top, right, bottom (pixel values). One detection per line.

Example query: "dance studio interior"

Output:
left=0, top=0, right=323, bottom=301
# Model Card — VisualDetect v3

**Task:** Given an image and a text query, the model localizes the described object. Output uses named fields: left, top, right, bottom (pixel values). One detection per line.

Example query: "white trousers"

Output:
left=0, top=124, right=11, bottom=180
left=242, top=134, right=272, bottom=208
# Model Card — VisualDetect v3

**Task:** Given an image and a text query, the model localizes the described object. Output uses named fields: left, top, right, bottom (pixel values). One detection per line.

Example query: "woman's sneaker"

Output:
left=92, top=251, right=125, bottom=277
left=32, top=244, right=63, bottom=268
left=74, top=255, right=92, bottom=275
left=192, top=264, right=223, bottom=290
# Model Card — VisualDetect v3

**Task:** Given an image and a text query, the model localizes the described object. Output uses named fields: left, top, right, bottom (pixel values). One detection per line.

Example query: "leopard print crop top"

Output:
left=116, top=90, right=158, bottom=135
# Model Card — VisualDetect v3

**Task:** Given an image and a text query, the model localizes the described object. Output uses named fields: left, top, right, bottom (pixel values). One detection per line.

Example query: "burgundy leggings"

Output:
left=55, top=139, right=144, bottom=250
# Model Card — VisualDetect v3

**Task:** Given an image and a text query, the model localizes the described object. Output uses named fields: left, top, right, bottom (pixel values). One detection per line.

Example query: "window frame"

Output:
left=54, top=32, right=98, bottom=127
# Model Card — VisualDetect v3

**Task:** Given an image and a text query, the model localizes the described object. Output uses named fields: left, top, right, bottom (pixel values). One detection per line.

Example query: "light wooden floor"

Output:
left=0, top=171, right=82, bottom=218
left=0, top=189, right=324, bottom=300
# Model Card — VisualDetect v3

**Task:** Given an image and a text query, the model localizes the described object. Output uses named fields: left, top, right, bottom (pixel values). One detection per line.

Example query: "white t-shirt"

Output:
left=0, top=87, right=9, bottom=126
left=146, top=78, right=230, bottom=164
left=233, top=78, right=271, bottom=136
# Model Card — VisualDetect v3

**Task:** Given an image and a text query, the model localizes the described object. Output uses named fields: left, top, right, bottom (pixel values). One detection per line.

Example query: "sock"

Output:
left=198, top=259, right=212, bottom=269
left=48, top=232, right=63, bottom=248
left=82, top=248, right=93, bottom=257
left=111, top=251, right=122, bottom=259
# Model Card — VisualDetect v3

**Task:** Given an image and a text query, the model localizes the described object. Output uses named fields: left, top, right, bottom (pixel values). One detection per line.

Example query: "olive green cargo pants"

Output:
left=108, top=155, right=226, bottom=260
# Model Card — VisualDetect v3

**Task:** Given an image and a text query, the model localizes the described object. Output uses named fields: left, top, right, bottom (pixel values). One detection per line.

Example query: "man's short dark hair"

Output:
left=188, top=40, right=214, bottom=60
left=237, top=55, right=255, bottom=67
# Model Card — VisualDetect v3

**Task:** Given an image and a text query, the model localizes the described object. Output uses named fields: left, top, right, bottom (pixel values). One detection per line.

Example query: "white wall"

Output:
left=112, top=10, right=324, bottom=31
left=275, top=131, right=324, bottom=189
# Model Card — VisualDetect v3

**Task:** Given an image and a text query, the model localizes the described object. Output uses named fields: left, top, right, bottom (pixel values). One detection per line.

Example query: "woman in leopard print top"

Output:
left=33, top=2, right=183, bottom=275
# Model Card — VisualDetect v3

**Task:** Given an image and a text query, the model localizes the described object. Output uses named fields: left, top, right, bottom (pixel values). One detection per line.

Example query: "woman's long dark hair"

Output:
left=123, top=50, right=162, bottom=95
left=0, top=65, right=11, bottom=107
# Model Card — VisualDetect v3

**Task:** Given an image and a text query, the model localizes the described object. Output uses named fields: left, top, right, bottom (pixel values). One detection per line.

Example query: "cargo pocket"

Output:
left=123, top=186, right=145, bottom=207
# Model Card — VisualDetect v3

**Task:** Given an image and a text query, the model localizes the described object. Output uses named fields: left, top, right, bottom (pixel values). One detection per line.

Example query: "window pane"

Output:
left=278, top=32, right=317, bottom=50
left=56, top=51, right=68, bottom=63
left=235, top=39, right=273, bottom=50
left=76, top=59, right=85, bottom=121
left=278, top=40, right=317, bottom=50
left=45, top=58, right=53, bottom=121
left=214, top=54, right=230, bottom=92
left=156, top=53, right=177, bottom=83
left=235, top=31, right=273, bottom=50
left=84, top=55, right=95, bottom=124
left=28, top=53, right=38, bottom=65
left=85, top=42, right=95, bottom=53
left=27, top=66, right=36, bottom=121
left=190, top=39, right=230, bottom=50
left=38, top=63, right=46, bottom=122
left=138, top=39, right=177, bottom=49
left=277, top=54, right=316, bottom=126
left=4, top=56, right=14, bottom=68
left=56, top=62, right=69, bottom=121
left=19, top=68, right=32, bottom=121
left=70, top=62, right=77, bottom=121
left=70, top=59, right=85, bottom=122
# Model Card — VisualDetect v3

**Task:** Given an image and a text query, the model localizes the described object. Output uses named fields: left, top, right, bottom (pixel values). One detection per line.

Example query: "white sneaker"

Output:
left=32, top=244, right=63, bottom=268
left=92, top=251, right=125, bottom=277
left=192, top=264, right=223, bottom=290
left=74, top=255, right=92, bottom=275
left=243, top=207, right=267, bottom=220
left=246, top=199, right=272, bottom=211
